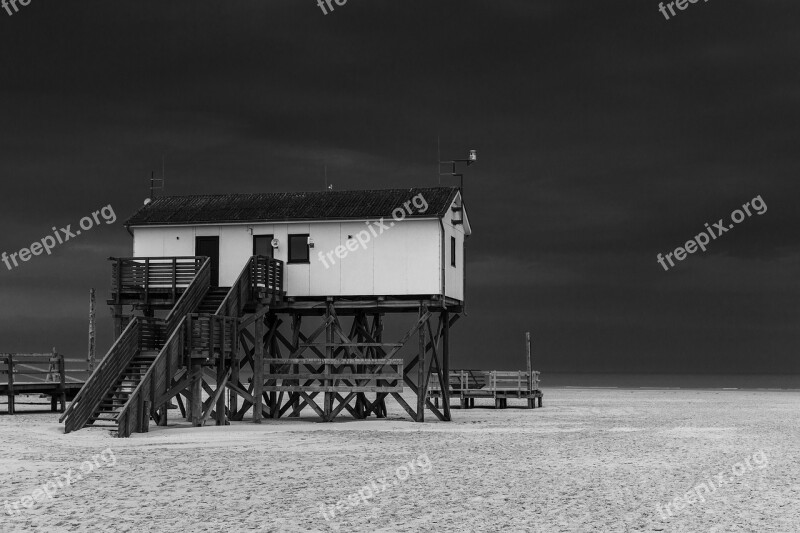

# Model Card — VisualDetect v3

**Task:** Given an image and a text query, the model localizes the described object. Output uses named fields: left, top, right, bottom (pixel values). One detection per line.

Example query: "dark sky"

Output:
left=1, top=1, right=798, bottom=376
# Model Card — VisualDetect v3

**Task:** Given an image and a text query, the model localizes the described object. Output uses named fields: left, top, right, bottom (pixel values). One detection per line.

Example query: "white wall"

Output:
left=131, top=215, right=464, bottom=301
left=442, top=196, right=467, bottom=301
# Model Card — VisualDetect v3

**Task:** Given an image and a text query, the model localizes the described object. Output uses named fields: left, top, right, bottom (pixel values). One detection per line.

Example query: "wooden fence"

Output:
left=1, top=352, right=66, bottom=414
left=429, top=370, right=541, bottom=395
left=263, top=358, right=404, bottom=393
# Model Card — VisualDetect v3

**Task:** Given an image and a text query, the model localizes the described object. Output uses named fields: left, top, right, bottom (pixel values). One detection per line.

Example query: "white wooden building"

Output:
left=125, top=187, right=471, bottom=302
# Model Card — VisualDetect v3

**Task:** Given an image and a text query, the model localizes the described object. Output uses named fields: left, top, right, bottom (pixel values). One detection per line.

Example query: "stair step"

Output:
left=89, top=415, right=119, bottom=422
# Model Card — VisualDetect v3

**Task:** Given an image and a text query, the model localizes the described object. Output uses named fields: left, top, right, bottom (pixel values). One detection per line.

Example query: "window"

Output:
left=451, top=236, right=457, bottom=267
left=288, top=234, right=310, bottom=264
left=253, top=235, right=274, bottom=258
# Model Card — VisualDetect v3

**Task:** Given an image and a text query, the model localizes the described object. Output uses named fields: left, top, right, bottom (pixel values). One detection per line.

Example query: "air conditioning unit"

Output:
left=271, top=238, right=279, bottom=248
left=307, top=237, right=315, bottom=248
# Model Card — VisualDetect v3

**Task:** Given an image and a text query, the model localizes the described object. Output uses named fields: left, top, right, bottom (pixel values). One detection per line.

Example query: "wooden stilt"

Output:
left=415, top=306, right=426, bottom=423
left=176, top=393, right=186, bottom=418
left=230, top=337, right=240, bottom=418
left=253, top=314, right=264, bottom=424
left=142, top=401, right=151, bottom=432
left=190, top=365, right=202, bottom=426
left=442, top=310, right=451, bottom=420
left=323, top=303, right=334, bottom=422
left=215, top=358, right=227, bottom=426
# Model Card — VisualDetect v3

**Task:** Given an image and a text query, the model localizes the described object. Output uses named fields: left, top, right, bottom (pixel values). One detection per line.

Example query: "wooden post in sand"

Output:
left=526, top=331, right=534, bottom=408
left=88, top=289, right=97, bottom=372
left=526, top=332, right=532, bottom=390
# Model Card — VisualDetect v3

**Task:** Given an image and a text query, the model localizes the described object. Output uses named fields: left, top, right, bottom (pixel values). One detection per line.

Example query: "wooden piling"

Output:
left=253, top=313, right=264, bottom=423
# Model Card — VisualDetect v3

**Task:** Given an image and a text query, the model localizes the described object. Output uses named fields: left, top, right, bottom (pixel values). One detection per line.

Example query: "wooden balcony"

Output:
left=108, top=256, right=207, bottom=308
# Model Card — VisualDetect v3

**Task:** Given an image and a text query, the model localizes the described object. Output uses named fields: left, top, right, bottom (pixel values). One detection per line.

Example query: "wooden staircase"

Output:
left=87, top=351, right=159, bottom=426
left=196, top=287, right=231, bottom=315
left=61, top=255, right=284, bottom=436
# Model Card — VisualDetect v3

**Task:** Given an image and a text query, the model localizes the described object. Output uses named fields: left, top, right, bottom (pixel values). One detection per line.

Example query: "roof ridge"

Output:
left=127, top=187, right=461, bottom=226
left=149, top=186, right=459, bottom=200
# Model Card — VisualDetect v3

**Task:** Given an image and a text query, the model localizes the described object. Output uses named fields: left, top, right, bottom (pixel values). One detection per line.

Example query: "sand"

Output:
left=1, top=388, right=799, bottom=532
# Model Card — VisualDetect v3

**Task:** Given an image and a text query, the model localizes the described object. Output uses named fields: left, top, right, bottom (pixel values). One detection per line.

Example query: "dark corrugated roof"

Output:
left=126, top=187, right=460, bottom=226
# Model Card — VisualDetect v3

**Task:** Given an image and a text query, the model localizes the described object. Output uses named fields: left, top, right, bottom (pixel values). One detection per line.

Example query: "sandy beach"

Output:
left=1, top=388, right=798, bottom=532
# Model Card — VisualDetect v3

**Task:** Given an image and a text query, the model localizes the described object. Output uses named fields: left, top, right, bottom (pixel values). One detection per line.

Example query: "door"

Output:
left=253, top=234, right=274, bottom=259
left=195, top=236, right=220, bottom=287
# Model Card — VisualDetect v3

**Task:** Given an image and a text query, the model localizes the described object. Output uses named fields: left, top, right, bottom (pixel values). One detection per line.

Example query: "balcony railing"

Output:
left=110, top=256, right=206, bottom=304
left=250, top=256, right=284, bottom=301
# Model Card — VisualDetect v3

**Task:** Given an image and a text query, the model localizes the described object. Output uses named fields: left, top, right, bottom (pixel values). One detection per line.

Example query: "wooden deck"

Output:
left=1, top=353, right=86, bottom=414
left=428, top=369, right=543, bottom=409
left=108, top=255, right=284, bottom=310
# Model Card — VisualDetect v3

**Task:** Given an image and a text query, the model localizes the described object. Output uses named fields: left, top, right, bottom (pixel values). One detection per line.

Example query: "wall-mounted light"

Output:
left=468, top=149, right=477, bottom=162
left=307, top=236, right=315, bottom=248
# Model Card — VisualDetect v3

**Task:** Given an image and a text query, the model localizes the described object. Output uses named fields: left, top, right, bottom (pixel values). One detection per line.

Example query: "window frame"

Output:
left=451, top=236, right=457, bottom=267
left=288, top=233, right=311, bottom=264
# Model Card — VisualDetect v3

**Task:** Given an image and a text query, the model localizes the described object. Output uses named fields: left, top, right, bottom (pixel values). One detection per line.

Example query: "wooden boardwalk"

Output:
left=428, top=369, right=543, bottom=409
left=1, top=353, right=85, bottom=414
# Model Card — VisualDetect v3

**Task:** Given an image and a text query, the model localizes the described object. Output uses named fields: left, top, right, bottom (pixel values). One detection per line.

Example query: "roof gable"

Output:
left=126, top=187, right=460, bottom=227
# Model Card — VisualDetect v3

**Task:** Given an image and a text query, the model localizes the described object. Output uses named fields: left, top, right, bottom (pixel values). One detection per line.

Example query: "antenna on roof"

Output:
left=437, top=136, right=441, bottom=185
left=149, top=169, right=165, bottom=199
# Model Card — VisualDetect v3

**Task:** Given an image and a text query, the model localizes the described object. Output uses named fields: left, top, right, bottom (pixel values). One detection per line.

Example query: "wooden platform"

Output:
left=1, top=353, right=85, bottom=414
left=428, top=369, right=543, bottom=409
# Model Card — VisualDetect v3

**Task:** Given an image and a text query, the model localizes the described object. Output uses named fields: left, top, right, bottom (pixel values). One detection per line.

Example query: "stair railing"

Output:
left=115, top=262, right=238, bottom=437
left=116, top=316, right=188, bottom=438
left=60, top=318, right=142, bottom=433
left=63, top=257, right=211, bottom=434
left=186, top=314, right=239, bottom=360
left=164, top=257, right=211, bottom=334
left=216, top=257, right=254, bottom=317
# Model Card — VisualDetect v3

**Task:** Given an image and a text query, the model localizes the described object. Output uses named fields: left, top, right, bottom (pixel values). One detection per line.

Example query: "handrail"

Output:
left=215, top=255, right=284, bottom=317
left=116, top=316, right=188, bottom=438
left=164, top=257, right=211, bottom=334
left=61, top=318, right=141, bottom=432
left=216, top=257, right=253, bottom=317
left=60, top=318, right=139, bottom=423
